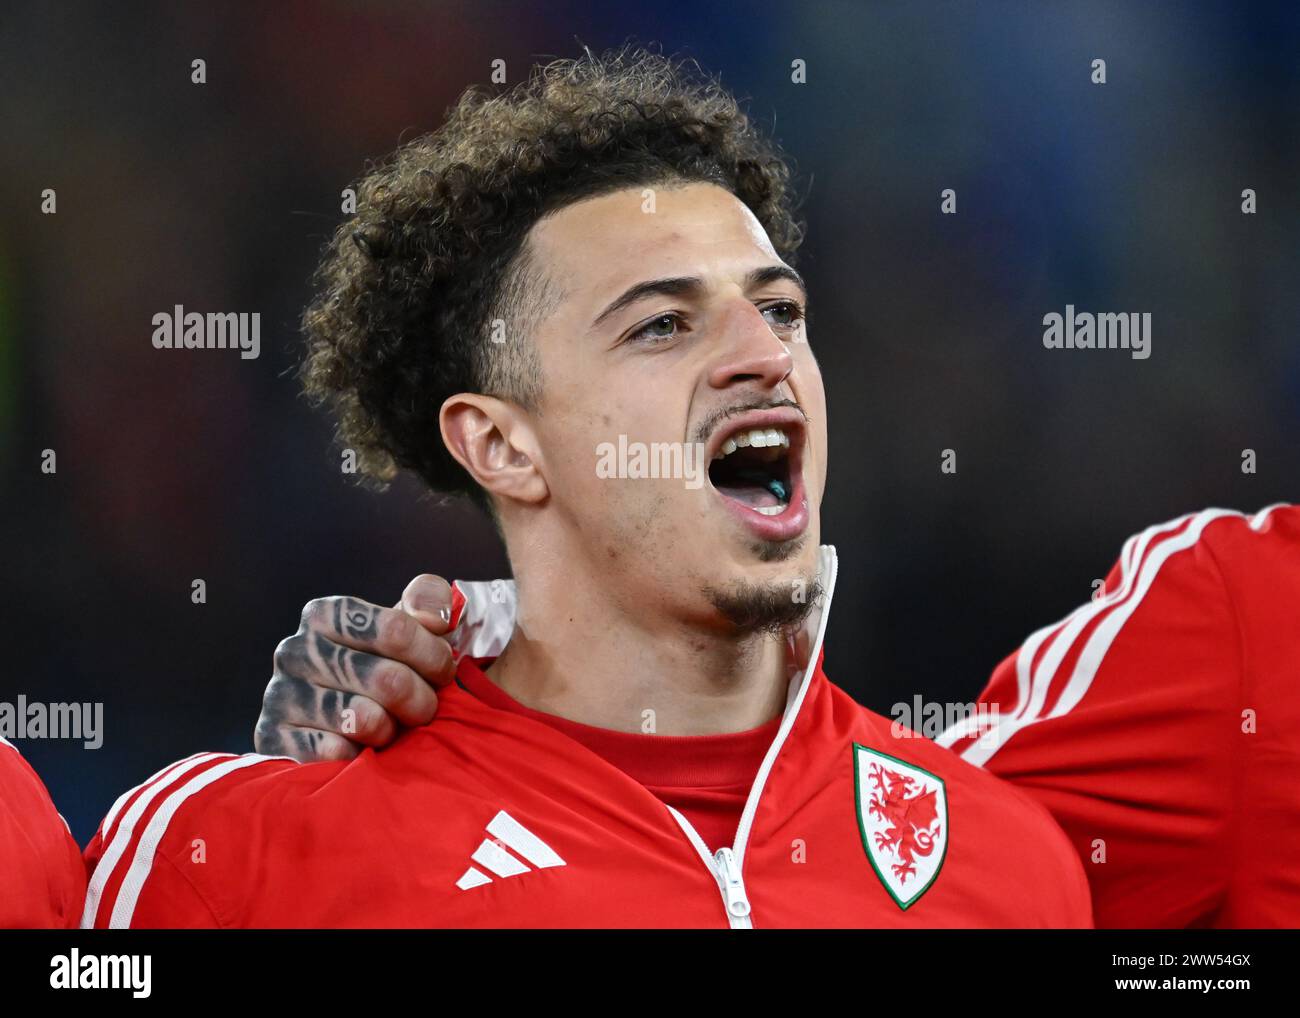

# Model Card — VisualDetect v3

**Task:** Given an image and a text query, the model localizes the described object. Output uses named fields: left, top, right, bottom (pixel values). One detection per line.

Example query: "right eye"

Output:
left=628, top=312, right=685, bottom=345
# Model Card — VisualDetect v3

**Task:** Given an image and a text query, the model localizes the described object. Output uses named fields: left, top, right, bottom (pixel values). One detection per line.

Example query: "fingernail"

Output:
left=408, top=587, right=445, bottom=616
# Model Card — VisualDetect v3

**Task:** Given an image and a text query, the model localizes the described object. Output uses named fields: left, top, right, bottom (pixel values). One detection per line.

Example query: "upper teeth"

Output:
left=716, top=427, right=791, bottom=459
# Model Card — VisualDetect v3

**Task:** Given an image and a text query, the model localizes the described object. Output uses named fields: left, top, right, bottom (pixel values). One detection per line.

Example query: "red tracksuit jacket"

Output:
left=435, top=503, right=1300, bottom=928
left=0, top=738, right=85, bottom=928
left=82, top=547, right=1091, bottom=928
left=939, top=503, right=1300, bottom=927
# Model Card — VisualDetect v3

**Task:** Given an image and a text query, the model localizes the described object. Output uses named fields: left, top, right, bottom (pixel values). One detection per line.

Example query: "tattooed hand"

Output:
left=254, top=575, right=456, bottom=762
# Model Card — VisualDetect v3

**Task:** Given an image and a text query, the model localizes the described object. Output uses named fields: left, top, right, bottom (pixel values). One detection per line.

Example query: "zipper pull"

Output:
left=713, top=847, right=751, bottom=919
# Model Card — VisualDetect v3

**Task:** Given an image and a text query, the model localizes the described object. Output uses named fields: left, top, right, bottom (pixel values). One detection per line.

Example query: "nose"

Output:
left=706, top=300, right=795, bottom=392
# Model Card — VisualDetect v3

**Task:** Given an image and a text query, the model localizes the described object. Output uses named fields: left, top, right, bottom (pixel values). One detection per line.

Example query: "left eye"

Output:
left=761, top=301, right=804, bottom=330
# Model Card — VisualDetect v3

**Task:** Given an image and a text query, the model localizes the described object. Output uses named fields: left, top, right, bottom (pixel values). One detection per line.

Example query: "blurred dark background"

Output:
left=2, top=1, right=1296, bottom=844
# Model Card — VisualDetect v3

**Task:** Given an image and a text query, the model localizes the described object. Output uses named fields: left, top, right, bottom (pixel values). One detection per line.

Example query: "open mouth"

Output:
left=703, top=408, right=810, bottom=541
left=708, top=426, right=794, bottom=516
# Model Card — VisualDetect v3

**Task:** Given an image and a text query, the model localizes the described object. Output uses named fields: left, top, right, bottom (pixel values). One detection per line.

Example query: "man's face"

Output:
left=522, top=181, right=828, bottom=631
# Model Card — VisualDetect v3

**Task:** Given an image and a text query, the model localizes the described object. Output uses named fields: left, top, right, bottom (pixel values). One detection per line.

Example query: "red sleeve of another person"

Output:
left=938, top=505, right=1300, bottom=928
left=0, top=740, right=85, bottom=928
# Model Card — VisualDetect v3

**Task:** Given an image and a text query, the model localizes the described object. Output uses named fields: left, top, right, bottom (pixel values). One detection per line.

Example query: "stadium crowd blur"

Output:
left=3, top=1, right=1297, bottom=842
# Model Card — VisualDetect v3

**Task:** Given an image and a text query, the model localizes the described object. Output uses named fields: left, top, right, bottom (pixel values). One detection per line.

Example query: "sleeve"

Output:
left=83, top=819, right=221, bottom=929
left=0, top=739, right=86, bottom=929
left=82, top=751, right=296, bottom=928
left=937, top=504, right=1299, bottom=928
left=1190, top=504, right=1300, bottom=926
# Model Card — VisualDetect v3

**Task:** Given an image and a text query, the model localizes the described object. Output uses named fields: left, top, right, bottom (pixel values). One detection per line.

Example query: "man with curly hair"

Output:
left=81, top=47, right=1090, bottom=928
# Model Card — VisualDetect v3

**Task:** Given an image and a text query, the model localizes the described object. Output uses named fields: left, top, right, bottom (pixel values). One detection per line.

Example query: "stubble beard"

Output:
left=703, top=539, right=824, bottom=637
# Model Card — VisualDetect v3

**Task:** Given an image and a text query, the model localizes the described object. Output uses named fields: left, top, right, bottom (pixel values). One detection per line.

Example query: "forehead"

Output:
left=527, top=182, right=780, bottom=300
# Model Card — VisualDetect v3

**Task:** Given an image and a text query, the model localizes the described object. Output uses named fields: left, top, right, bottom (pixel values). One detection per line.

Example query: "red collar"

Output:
left=455, top=656, right=781, bottom=790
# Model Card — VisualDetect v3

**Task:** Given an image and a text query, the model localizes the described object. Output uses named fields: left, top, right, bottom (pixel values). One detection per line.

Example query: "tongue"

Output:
left=716, top=481, right=781, bottom=509
left=714, top=468, right=791, bottom=509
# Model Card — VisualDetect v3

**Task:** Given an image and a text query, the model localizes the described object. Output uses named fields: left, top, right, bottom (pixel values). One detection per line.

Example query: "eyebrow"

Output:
left=590, top=264, right=808, bottom=330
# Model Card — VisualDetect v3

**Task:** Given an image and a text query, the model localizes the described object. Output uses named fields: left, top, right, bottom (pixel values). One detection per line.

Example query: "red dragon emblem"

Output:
left=867, top=762, right=941, bottom=883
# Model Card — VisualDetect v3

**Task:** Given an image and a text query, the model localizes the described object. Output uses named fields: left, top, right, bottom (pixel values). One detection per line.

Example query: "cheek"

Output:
left=536, top=406, right=605, bottom=498
left=789, top=342, right=823, bottom=393
left=789, top=350, right=828, bottom=463
left=545, top=407, right=679, bottom=513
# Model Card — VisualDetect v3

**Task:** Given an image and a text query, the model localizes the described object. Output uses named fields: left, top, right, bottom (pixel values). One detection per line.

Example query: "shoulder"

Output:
left=0, top=738, right=85, bottom=928
left=1068, top=503, right=1295, bottom=609
left=1195, top=502, right=1298, bottom=554
left=0, top=737, right=78, bottom=848
left=938, top=504, right=1294, bottom=763
left=82, top=751, right=318, bottom=928
left=1097, top=503, right=1294, bottom=594
left=95, top=750, right=310, bottom=848
left=82, top=727, right=481, bottom=929
left=1187, top=504, right=1300, bottom=609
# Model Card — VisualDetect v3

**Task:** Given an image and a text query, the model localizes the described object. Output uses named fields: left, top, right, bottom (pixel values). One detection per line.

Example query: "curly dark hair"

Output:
left=300, top=44, right=804, bottom=512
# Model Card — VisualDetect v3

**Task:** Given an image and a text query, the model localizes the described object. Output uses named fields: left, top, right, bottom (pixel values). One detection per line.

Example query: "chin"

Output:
left=703, top=547, right=823, bottom=637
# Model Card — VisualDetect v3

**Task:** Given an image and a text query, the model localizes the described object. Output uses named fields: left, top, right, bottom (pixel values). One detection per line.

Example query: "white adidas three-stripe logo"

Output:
left=456, top=810, right=566, bottom=890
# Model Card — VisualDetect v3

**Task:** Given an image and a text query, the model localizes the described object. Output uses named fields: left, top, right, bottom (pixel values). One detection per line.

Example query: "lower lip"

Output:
left=711, top=472, right=810, bottom=542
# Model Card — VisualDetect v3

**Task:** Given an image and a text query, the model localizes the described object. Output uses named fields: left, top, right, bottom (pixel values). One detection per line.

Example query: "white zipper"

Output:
left=665, top=545, right=840, bottom=929
left=666, top=806, right=753, bottom=928
left=714, top=847, right=751, bottom=922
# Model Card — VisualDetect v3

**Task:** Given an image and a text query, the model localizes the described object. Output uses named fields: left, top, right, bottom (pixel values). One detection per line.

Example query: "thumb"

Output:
left=395, top=574, right=456, bottom=635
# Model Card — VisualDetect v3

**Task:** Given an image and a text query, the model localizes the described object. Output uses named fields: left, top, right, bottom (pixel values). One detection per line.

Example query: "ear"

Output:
left=439, top=393, right=548, bottom=507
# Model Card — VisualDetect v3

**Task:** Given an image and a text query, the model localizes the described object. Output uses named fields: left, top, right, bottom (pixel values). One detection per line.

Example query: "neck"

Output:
left=487, top=539, right=793, bottom=737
